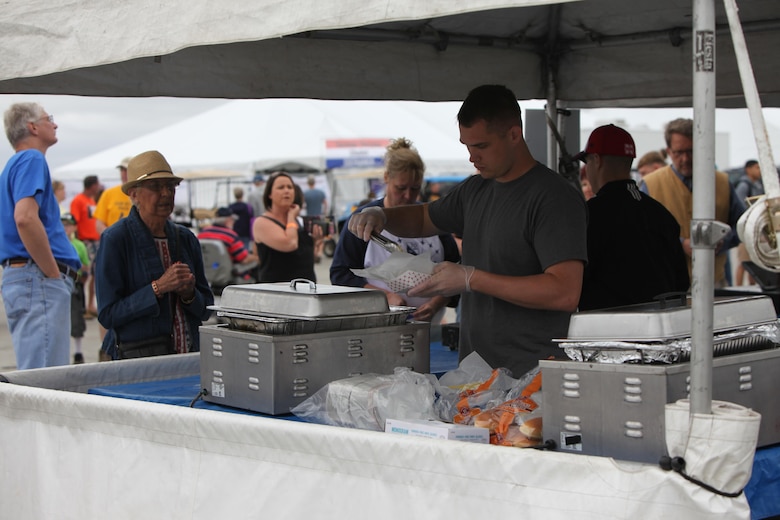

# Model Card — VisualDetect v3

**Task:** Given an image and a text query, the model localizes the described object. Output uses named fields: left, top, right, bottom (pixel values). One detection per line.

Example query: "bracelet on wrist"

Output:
left=180, top=292, right=196, bottom=305
left=151, top=280, right=161, bottom=298
left=463, top=266, right=476, bottom=292
left=286, top=222, right=298, bottom=229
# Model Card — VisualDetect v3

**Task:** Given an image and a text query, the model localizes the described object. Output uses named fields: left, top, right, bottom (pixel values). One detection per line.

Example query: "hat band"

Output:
left=135, top=170, right=173, bottom=182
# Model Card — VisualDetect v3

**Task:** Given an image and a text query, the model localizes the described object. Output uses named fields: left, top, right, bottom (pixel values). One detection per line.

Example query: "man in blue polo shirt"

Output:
left=0, top=102, right=80, bottom=369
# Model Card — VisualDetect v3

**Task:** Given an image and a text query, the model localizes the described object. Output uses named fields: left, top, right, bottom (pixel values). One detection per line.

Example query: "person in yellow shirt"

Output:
left=94, top=157, right=133, bottom=233
left=92, top=157, right=133, bottom=359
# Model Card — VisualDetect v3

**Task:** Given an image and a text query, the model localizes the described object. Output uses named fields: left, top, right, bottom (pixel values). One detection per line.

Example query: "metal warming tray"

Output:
left=201, top=280, right=430, bottom=415
left=211, top=279, right=415, bottom=334
left=542, top=295, right=780, bottom=463
left=565, top=294, right=777, bottom=342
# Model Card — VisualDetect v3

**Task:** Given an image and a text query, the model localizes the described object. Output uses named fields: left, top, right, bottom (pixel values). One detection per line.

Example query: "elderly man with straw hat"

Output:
left=94, top=150, right=213, bottom=360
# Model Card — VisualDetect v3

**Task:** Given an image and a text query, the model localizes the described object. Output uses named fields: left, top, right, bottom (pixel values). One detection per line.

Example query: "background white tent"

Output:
left=55, top=98, right=474, bottom=180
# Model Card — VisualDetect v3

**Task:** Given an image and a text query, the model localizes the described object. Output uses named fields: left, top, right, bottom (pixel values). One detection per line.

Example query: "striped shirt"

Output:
left=196, top=225, right=249, bottom=263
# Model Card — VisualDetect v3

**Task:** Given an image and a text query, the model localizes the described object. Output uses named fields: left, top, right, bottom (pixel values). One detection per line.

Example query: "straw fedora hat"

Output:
left=122, top=150, right=183, bottom=194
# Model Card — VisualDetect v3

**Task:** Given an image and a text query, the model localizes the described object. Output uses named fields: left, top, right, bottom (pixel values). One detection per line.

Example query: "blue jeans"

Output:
left=2, top=262, right=73, bottom=369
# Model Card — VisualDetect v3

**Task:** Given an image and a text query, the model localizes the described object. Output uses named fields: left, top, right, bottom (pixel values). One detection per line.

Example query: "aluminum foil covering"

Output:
left=216, top=305, right=415, bottom=335
left=559, top=321, right=780, bottom=364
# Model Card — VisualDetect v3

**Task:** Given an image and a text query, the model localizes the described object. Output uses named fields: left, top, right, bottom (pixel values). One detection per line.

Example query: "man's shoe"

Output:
left=74, top=353, right=85, bottom=364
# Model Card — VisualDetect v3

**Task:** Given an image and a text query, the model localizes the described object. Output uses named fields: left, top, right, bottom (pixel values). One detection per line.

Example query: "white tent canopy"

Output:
left=1, top=1, right=778, bottom=107
left=54, top=99, right=474, bottom=180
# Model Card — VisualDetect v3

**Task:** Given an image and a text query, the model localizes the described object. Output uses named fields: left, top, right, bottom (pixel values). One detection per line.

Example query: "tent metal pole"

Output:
left=690, top=0, right=717, bottom=416
left=546, top=70, right=557, bottom=170
left=723, top=0, right=780, bottom=216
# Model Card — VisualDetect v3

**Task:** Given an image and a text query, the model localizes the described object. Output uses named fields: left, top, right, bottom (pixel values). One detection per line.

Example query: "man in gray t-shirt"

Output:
left=248, top=174, right=265, bottom=217
left=348, top=85, right=587, bottom=377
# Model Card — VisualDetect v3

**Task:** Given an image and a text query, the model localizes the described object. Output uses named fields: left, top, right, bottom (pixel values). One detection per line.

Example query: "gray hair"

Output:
left=664, top=118, right=693, bottom=147
left=4, top=102, right=45, bottom=147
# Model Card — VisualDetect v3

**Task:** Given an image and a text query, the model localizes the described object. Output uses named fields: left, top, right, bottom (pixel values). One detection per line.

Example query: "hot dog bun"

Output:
left=519, top=416, right=543, bottom=440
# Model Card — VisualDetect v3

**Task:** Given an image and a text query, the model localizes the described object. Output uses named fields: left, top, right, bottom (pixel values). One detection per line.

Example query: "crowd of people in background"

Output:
left=1, top=93, right=773, bottom=374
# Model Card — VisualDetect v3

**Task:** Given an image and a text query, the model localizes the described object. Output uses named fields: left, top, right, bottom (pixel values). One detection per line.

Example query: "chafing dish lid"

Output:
left=216, top=279, right=390, bottom=317
left=563, top=295, right=778, bottom=341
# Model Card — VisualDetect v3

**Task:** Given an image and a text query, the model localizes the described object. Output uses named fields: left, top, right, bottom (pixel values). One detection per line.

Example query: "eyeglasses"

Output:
left=141, top=180, right=180, bottom=193
left=32, top=115, right=54, bottom=124
left=669, top=149, right=693, bottom=159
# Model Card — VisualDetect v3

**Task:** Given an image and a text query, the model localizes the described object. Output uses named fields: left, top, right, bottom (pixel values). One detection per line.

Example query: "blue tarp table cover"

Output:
left=88, top=341, right=460, bottom=419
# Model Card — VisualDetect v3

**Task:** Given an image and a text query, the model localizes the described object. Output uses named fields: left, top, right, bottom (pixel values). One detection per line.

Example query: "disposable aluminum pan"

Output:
left=556, top=295, right=780, bottom=364
left=214, top=306, right=415, bottom=335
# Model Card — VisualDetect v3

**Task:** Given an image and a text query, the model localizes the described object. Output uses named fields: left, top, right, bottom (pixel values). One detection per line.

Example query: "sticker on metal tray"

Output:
left=211, top=381, right=226, bottom=398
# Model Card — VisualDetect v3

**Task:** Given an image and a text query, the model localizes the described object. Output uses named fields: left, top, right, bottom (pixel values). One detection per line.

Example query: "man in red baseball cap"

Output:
left=576, top=124, right=689, bottom=310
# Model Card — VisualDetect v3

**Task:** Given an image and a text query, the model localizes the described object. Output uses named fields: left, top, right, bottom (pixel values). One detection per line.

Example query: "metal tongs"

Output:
left=370, top=232, right=403, bottom=253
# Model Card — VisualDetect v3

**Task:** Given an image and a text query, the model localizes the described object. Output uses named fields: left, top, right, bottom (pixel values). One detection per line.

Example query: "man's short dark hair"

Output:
left=84, top=175, right=99, bottom=189
left=457, top=84, right=523, bottom=133
left=745, top=159, right=758, bottom=169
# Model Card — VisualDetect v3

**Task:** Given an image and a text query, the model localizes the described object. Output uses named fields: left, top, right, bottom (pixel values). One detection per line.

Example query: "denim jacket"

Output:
left=96, top=206, right=213, bottom=358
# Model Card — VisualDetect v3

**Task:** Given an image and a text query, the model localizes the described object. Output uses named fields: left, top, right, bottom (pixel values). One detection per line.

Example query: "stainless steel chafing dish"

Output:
left=542, top=295, right=780, bottom=462
left=211, top=279, right=415, bottom=335
left=556, top=294, right=779, bottom=364
left=200, top=279, right=430, bottom=415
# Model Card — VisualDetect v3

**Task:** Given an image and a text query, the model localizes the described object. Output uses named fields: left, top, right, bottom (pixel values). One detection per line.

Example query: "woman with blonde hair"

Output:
left=330, top=138, right=460, bottom=323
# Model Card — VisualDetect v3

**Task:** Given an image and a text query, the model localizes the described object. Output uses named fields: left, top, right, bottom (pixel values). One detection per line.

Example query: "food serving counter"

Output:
left=0, top=348, right=774, bottom=519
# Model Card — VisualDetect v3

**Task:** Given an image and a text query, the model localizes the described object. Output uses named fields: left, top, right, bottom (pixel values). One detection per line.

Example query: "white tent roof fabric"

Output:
left=0, top=0, right=778, bottom=107
left=54, top=99, right=474, bottom=180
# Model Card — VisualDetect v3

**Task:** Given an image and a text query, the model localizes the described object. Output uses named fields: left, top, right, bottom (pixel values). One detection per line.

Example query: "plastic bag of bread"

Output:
left=449, top=368, right=516, bottom=425
left=291, top=367, right=438, bottom=431
left=432, top=352, right=517, bottom=424
left=436, top=351, right=496, bottom=392
left=473, top=371, right=544, bottom=447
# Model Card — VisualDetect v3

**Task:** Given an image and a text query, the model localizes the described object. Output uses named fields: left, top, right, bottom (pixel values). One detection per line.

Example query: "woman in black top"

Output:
left=252, top=172, right=323, bottom=282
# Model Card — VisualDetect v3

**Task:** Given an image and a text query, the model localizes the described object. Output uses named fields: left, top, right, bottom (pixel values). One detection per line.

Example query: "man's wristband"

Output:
left=180, top=292, right=196, bottom=305
left=463, top=265, right=476, bottom=292
left=151, top=280, right=161, bottom=298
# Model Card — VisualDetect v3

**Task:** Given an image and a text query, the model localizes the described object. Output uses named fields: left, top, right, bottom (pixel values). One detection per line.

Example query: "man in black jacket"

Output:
left=576, top=124, right=689, bottom=310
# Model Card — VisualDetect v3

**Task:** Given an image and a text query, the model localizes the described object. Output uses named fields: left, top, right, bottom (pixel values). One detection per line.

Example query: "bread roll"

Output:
left=508, top=432, right=539, bottom=448
left=519, top=416, right=543, bottom=440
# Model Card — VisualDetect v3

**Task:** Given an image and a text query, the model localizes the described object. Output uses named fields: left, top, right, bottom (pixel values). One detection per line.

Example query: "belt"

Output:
left=1, top=257, right=79, bottom=282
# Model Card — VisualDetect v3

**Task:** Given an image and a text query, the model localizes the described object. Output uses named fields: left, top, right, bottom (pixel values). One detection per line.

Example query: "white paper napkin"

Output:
left=351, top=251, right=436, bottom=293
